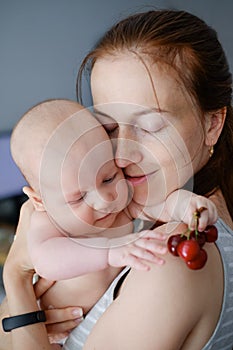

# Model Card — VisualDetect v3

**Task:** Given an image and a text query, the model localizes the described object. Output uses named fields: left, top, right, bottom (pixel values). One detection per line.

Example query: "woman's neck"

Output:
left=209, top=188, right=233, bottom=230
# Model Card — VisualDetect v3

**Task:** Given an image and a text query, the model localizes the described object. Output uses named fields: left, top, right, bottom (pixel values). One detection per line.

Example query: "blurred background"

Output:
left=1, top=0, right=233, bottom=301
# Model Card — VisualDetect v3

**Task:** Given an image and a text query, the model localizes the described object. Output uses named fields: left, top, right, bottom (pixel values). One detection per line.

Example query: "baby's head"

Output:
left=11, top=99, right=129, bottom=234
left=11, top=99, right=82, bottom=193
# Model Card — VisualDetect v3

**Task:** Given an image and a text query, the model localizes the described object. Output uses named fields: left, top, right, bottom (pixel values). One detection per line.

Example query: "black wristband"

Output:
left=2, top=310, right=46, bottom=332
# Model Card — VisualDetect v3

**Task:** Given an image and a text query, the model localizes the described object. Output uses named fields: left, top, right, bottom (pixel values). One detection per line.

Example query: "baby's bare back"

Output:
left=39, top=266, right=123, bottom=315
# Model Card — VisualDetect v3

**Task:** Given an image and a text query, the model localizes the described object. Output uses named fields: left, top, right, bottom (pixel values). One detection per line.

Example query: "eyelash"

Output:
left=135, top=120, right=165, bottom=133
left=69, top=193, right=86, bottom=205
left=68, top=173, right=117, bottom=205
left=103, top=173, right=117, bottom=184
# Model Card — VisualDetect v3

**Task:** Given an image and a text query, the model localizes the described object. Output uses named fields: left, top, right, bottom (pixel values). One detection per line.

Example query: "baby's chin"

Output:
left=94, top=212, right=118, bottom=230
left=127, top=196, right=165, bottom=221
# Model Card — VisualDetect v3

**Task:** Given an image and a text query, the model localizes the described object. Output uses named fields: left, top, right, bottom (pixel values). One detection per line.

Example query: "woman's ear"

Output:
left=22, top=186, right=45, bottom=212
left=205, top=107, right=227, bottom=147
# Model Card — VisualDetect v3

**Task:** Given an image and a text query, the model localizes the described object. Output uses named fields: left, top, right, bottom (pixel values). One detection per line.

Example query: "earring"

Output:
left=209, top=145, right=214, bottom=158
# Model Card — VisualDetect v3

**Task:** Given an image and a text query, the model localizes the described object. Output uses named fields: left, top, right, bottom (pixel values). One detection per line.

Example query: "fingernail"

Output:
left=158, top=259, right=165, bottom=265
left=74, top=317, right=84, bottom=323
left=72, top=308, right=83, bottom=317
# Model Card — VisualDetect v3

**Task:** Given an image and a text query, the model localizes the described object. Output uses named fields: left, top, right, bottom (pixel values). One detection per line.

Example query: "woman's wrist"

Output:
left=3, top=267, right=38, bottom=316
left=3, top=265, right=34, bottom=292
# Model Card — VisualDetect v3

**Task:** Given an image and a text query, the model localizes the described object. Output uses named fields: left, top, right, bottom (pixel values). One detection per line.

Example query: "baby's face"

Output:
left=40, top=116, right=129, bottom=237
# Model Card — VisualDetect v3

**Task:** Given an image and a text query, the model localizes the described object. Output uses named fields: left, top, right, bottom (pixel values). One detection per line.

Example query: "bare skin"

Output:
left=80, top=52, right=228, bottom=349
left=1, top=23, right=231, bottom=349
left=83, top=190, right=227, bottom=350
left=0, top=201, right=83, bottom=350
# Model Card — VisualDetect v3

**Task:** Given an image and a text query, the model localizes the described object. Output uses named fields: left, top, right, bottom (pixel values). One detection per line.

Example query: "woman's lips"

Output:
left=126, top=171, right=157, bottom=186
left=126, top=175, right=147, bottom=186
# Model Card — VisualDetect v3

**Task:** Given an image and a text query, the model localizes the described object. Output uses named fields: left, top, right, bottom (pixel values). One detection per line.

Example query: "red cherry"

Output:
left=190, top=231, right=206, bottom=247
left=167, top=234, right=187, bottom=256
left=186, top=249, right=208, bottom=270
left=203, top=225, right=218, bottom=243
left=177, top=240, right=200, bottom=262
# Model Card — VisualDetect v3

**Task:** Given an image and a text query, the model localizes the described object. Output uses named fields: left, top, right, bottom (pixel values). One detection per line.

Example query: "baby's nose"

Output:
left=87, top=189, right=115, bottom=212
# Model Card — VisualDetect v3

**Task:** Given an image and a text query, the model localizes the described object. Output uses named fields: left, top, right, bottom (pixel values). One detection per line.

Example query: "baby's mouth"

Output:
left=96, top=213, right=112, bottom=222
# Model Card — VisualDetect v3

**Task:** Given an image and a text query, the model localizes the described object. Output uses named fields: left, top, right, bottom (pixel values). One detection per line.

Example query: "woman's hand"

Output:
left=3, top=199, right=83, bottom=347
left=3, top=199, right=35, bottom=280
left=34, top=278, right=83, bottom=343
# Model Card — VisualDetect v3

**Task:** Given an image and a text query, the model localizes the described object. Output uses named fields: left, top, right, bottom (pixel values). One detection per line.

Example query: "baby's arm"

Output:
left=28, top=211, right=110, bottom=280
left=104, top=210, right=167, bottom=270
left=107, top=230, right=167, bottom=270
left=29, top=211, right=167, bottom=281
left=164, top=189, right=218, bottom=231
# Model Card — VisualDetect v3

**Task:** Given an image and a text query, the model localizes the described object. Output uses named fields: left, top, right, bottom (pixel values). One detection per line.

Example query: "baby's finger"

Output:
left=130, top=246, right=159, bottom=261
left=198, top=206, right=218, bottom=231
left=197, top=210, right=209, bottom=232
left=137, top=230, right=167, bottom=241
left=134, top=238, right=167, bottom=255
left=124, top=254, right=151, bottom=271
left=130, top=246, right=166, bottom=266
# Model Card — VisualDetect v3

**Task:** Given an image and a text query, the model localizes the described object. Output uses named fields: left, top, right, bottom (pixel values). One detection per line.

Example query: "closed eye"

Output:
left=136, top=113, right=166, bottom=133
left=68, top=192, right=87, bottom=205
left=103, top=173, right=117, bottom=184
left=93, top=111, right=118, bottom=134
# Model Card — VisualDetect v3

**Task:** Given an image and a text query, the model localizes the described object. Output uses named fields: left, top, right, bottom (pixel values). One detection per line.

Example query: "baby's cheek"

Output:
left=73, top=206, right=94, bottom=226
left=60, top=204, right=96, bottom=236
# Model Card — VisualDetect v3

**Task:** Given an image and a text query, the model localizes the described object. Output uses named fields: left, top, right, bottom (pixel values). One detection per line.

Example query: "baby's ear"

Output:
left=22, top=186, right=45, bottom=212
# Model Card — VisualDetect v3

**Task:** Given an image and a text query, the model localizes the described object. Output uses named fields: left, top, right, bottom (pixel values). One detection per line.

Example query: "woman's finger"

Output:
left=48, top=332, right=70, bottom=344
left=46, top=317, right=83, bottom=334
left=45, top=306, right=83, bottom=325
left=15, top=198, right=34, bottom=235
left=34, top=277, right=55, bottom=299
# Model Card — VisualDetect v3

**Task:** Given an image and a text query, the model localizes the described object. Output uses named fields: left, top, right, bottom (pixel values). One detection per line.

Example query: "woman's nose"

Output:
left=115, top=126, right=142, bottom=168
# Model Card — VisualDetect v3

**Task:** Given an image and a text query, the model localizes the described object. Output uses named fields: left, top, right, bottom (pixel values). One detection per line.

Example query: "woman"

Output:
left=1, top=9, right=233, bottom=350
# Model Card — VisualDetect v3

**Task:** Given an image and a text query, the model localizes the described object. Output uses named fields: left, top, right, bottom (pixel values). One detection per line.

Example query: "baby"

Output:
left=11, top=99, right=217, bottom=321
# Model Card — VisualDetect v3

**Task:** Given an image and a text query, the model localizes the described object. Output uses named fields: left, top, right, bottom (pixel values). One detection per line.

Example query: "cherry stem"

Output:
left=182, top=207, right=207, bottom=240
left=182, top=227, right=191, bottom=239
left=193, top=207, right=207, bottom=238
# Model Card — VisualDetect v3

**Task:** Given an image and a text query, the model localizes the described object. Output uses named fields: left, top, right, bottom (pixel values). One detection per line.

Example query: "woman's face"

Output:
left=91, top=53, right=209, bottom=214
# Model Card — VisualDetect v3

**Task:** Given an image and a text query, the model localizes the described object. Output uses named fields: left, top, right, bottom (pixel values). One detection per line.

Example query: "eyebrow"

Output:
left=93, top=107, right=169, bottom=118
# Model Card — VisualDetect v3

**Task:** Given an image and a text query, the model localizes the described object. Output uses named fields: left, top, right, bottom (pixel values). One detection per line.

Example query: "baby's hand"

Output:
left=165, top=190, right=218, bottom=232
left=182, top=195, right=218, bottom=232
left=108, top=230, right=167, bottom=271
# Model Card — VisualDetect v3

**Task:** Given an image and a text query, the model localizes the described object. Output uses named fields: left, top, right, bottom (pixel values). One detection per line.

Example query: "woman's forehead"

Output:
left=91, top=55, right=196, bottom=118
left=92, top=57, right=197, bottom=122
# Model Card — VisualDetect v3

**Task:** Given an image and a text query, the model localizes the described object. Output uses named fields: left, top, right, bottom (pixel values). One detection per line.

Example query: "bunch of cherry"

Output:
left=167, top=209, right=218, bottom=270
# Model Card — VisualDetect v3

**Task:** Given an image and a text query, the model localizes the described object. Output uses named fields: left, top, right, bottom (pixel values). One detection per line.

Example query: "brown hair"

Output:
left=77, top=10, right=233, bottom=219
